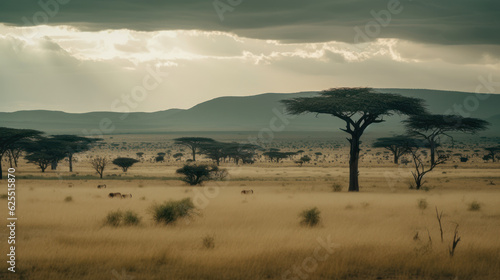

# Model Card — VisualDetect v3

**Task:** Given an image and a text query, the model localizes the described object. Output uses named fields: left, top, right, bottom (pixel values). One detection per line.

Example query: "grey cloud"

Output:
left=0, top=0, right=499, bottom=46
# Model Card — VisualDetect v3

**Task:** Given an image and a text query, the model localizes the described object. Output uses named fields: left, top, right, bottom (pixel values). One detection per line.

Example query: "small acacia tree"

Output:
left=282, top=87, right=427, bottom=192
left=372, top=135, right=414, bottom=164
left=174, top=137, right=216, bottom=161
left=484, top=146, right=500, bottom=162
left=295, top=155, right=311, bottom=167
left=91, top=156, right=108, bottom=179
left=0, top=127, right=42, bottom=179
left=199, top=142, right=227, bottom=166
left=112, top=157, right=140, bottom=172
left=405, top=114, right=489, bottom=165
left=406, top=138, right=448, bottom=190
left=176, top=164, right=222, bottom=186
left=263, top=151, right=291, bottom=163
left=51, top=135, right=100, bottom=172
left=24, top=137, right=67, bottom=172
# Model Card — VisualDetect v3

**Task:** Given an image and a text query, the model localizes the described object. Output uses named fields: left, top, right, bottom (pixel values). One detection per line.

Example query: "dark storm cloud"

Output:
left=0, top=0, right=499, bottom=45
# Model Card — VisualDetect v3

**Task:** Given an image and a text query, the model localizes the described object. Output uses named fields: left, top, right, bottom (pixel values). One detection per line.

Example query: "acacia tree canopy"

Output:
left=112, top=157, right=140, bottom=172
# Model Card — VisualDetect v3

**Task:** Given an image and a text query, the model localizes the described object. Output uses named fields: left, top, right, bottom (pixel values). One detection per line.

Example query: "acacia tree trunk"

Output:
left=0, top=156, right=3, bottom=180
left=393, top=152, right=399, bottom=164
left=191, top=147, right=196, bottom=161
left=51, top=160, right=58, bottom=170
left=429, top=142, right=436, bottom=166
left=348, top=135, right=361, bottom=192
left=8, top=152, right=13, bottom=168
left=69, top=154, right=73, bottom=172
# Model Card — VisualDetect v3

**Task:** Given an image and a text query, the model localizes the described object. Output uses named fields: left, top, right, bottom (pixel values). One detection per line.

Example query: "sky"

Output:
left=0, top=0, right=499, bottom=113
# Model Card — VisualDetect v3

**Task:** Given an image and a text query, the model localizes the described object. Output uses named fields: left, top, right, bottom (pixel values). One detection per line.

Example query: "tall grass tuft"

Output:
left=123, top=211, right=141, bottom=226
left=331, top=183, right=343, bottom=192
left=105, top=210, right=123, bottom=227
left=417, top=198, right=428, bottom=210
left=202, top=234, right=215, bottom=249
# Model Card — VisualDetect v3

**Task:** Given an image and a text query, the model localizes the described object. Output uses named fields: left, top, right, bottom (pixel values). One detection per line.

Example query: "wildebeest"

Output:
left=121, top=193, right=132, bottom=199
left=97, top=184, right=107, bottom=189
left=108, top=192, right=121, bottom=198
left=241, top=190, right=254, bottom=194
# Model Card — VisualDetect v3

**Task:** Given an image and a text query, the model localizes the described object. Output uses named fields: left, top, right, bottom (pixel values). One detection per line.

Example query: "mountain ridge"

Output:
left=1, top=89, right=499, bottom=135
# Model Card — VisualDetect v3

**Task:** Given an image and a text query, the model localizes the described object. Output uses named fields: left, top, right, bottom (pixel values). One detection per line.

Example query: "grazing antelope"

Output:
left=97, top=184, right=107, bottom=189
left=121, top=193, right=132, bottom=199
left=108, top=192, right=121, bottom=198
left=241, top=189, right=254, bottom=194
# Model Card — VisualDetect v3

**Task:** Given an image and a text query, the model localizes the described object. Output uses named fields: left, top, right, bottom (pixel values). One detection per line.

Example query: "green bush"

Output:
left=64, top=196, right=73, bottom=202
left=150, top=198, right=196, bottom=225
left=0, top=194, right=8, bottom=199
left=123, top=211, right=141, bottom=226
left=468, top=201, right=481, bottom=211
left=105, top=210, right=123, bottom=227
left=300, top=207, right=321, bottom=227
left=176, top=164, right=222, bottom=186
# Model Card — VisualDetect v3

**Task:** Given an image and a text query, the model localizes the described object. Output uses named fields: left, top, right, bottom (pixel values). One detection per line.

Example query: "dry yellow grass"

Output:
left=1, top=168, right=500, bottom=279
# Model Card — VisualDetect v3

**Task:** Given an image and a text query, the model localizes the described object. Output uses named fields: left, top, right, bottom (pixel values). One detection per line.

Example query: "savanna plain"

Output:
left=1, top=134, right=499, bottom=280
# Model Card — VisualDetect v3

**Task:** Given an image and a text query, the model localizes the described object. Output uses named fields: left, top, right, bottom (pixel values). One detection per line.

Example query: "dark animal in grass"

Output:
left=241, top=190, right=254, bottom=194
left=121, top=194, right=132, bottom=199
left=97, top=184, right=107, bottom=189
left=108, top=192, right=121, bottom=198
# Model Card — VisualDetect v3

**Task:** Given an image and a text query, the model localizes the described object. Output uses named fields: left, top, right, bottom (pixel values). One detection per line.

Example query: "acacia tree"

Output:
left=173, top=137, right=216, bottom=161
left=295, top=155, right=311, bottom=166
left=24, top=137, right=67, bottom=172
left=91, top=156, right=108, bottom=179
left=282, top=87, right=427, bottom=192
left=263, top=151, right=291, bottom=163
left=199, top=142, right=227, bottom=166
left=112, top=157, right=140, bottom=172
left=224, top=143, right=259, bottom=165
left=6, top=139, right=31, bottom=168
left=404, top=114, right=489, bottom=166
left=372, top=135, right=414, bottom=164
left=51, top=135, right=100, bottom=172
left=176, top=164, right=220, bottom=186
left=484, top=146, right=500, bottom=162
left=0, top=127, right=43, bottom=179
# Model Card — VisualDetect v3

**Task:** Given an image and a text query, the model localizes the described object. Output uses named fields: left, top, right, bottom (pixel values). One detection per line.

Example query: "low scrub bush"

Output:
left=150, top=198, right=196, bottom=225
left=468, top=201, right=481, bottom=211
left=105, top=210, right=123, bottom=227
left=105, top=210, right=141, bottom=227
left=300, top=207, right=321, bottom=227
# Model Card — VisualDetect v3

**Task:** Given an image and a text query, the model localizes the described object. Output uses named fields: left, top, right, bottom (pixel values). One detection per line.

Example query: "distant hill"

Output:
left=0, top=89, right=499, bottom=135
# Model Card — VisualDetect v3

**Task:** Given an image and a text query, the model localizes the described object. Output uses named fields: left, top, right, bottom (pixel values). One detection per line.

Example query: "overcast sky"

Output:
left=0, top=0, right=499, bottom=112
